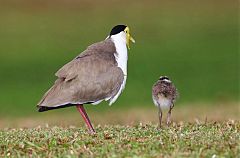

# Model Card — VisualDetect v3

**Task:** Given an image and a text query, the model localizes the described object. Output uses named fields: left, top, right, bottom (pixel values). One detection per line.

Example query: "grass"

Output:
left=0, top=121, right=239, bottom=157
left=0, top=103, right=239, bottom=157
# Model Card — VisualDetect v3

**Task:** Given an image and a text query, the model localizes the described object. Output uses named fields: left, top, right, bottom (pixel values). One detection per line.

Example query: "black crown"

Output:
left=110, top=25, right=127, bottom=36
left=159, top=76, right=170, bottom=81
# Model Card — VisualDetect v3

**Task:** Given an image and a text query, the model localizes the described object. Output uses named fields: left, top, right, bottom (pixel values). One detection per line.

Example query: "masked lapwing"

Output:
left=37, top=25, right=135, bottom=133
left=152, top=76, right=178, bottom=127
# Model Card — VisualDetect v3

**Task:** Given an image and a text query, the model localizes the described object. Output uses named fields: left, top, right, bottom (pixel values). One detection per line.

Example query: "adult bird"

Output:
left=37, top=25, right=135, bottom=133
left=152, top=76, right=178, bottom=127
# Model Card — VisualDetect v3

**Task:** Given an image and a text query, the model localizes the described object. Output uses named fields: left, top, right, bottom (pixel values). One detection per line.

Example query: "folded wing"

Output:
left=37, top=40, right=124, bottom=111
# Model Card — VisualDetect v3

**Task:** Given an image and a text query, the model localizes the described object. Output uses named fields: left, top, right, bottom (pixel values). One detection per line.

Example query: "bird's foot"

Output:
left=88, top=129, right=96, bottom=135
left=167, top=120, right=171, bottom=126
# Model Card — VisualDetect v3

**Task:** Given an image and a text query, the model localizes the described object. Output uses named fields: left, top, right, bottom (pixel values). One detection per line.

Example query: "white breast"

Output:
left=157, top=94, right=172, bottom=108
left=109, top=32, right=128, bottom=105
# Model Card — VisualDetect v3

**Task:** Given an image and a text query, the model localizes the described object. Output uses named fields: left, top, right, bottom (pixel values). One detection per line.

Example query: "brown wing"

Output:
left=37, top=39, right=124, bottom=110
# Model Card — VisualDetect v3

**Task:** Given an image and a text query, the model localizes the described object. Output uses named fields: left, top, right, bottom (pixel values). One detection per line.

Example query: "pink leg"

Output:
left=76, top=105, right=95, bottom=133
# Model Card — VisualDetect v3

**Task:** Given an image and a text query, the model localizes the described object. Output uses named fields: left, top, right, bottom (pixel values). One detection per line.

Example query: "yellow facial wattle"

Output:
left=124, top=27, right=135, bottom=49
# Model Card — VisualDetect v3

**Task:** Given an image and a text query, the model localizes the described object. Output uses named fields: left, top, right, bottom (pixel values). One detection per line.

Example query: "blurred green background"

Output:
left=0, top=0, right=239, bottom=118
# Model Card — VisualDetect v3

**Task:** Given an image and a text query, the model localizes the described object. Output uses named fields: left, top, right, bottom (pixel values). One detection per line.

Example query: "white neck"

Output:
left=110, top=32, right=128, bottom=76
left=108, top=32, right=128, bottom=105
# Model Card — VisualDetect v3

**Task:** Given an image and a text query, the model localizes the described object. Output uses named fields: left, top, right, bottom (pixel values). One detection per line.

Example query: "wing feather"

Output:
left=37, top=39, right=124, bottom=109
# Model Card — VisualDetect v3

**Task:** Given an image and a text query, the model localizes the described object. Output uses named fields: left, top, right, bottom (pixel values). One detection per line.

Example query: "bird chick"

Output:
left=152, top=76, right=178, bottom=127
